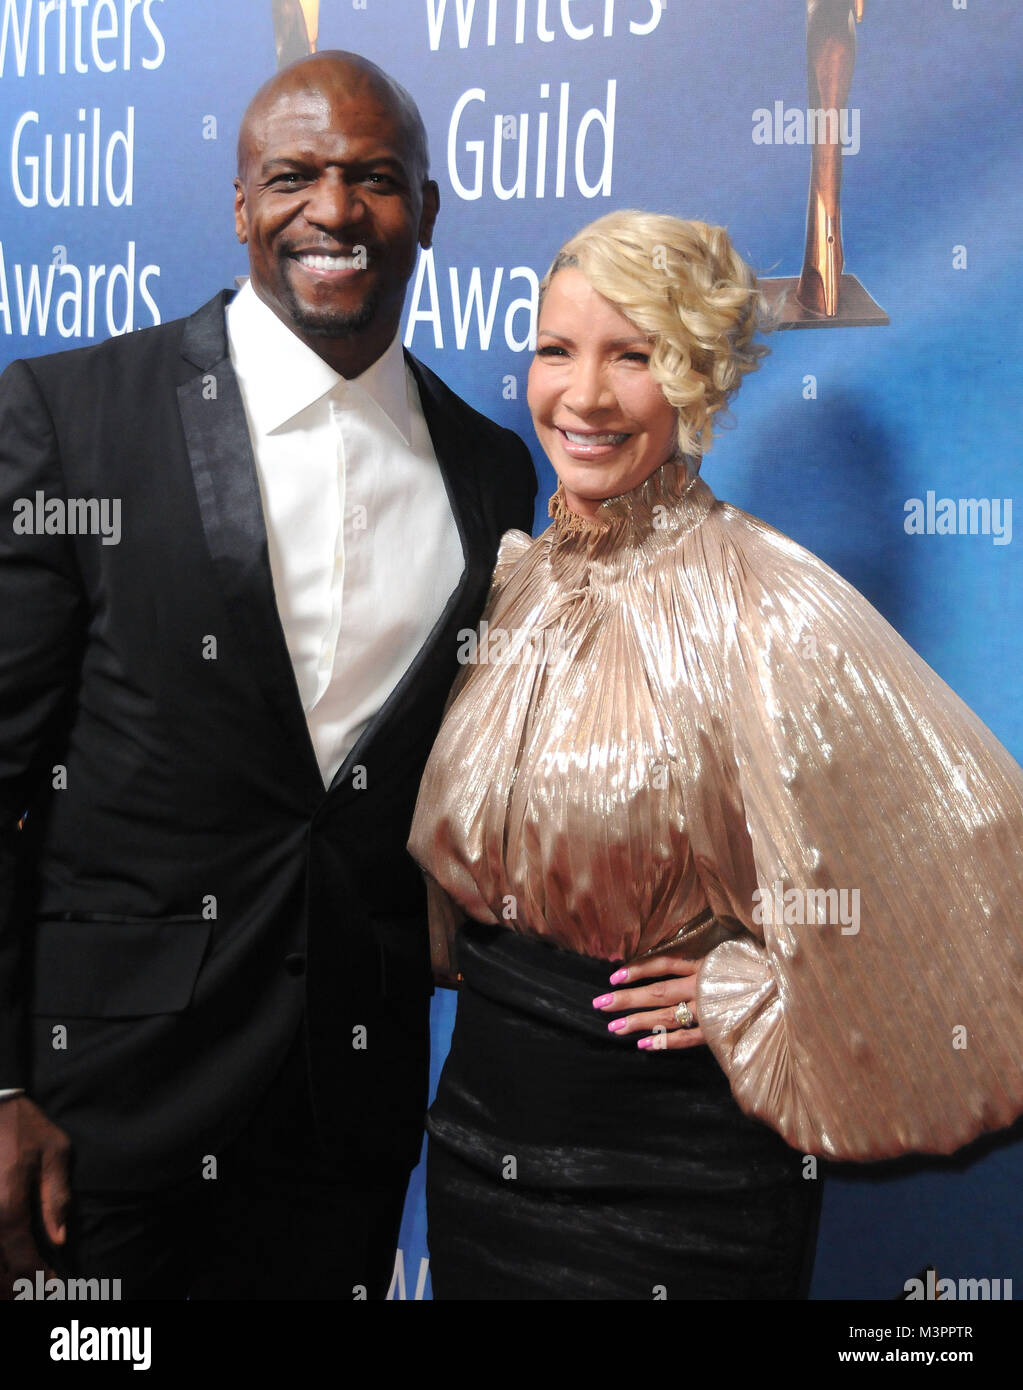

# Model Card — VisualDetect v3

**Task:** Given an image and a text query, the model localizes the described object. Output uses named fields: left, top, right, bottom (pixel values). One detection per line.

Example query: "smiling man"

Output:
left=0, top=52, right=535, bottom=1300
left=233, top=54, right=435, bottom=371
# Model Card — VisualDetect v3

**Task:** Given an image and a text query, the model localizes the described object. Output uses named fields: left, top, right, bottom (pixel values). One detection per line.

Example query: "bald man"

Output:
left=0, top=52, right=536, bottom=1300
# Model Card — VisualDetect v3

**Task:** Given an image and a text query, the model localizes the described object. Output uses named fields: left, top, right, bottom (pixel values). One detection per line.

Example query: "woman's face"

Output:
left=527, top=267, right=678, bottom=517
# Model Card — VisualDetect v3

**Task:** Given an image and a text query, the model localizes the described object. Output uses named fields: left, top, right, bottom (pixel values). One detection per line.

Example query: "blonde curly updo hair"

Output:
left=540, top=211, right=769, bottom=458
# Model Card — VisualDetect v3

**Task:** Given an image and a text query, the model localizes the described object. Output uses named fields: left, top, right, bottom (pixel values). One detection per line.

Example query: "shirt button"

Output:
left=284, top=953, right=306, bottom=977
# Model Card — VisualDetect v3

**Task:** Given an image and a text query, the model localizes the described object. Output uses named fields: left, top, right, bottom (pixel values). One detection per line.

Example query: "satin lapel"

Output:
left=176, top=293, right=322, bottom=796
left=325, top=354, right=494, bottom=802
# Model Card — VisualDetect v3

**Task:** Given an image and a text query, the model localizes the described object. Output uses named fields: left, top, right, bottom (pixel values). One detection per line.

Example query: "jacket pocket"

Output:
left=31, top=916, right=212, bottom=1018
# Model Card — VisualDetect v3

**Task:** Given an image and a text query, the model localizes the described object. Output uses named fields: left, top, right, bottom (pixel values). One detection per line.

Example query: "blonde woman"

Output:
left=409, top=211, right=1023, bottom=1300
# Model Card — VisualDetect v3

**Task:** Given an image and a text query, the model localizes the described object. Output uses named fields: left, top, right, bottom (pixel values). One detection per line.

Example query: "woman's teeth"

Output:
left=563, top=431, right=628, bottom=445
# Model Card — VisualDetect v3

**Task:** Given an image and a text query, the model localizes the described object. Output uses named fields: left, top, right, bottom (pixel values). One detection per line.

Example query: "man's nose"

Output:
left=303, top=173, right=364, bottom=232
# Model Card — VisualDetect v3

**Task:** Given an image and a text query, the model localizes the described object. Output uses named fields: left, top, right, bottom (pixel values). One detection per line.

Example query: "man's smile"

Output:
left=291, top=249, right=369, bottom=279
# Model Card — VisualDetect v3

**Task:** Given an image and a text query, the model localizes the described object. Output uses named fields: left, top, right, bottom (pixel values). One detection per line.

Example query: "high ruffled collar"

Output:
left=548, top=455, right=713, bottom=556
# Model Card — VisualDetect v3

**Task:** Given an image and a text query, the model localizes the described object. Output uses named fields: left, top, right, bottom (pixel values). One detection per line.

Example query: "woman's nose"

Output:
left=562, top=359, right=612, bottom=415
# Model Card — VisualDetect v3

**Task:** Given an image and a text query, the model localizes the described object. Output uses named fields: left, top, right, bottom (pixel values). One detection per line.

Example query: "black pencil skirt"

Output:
left=427, top=923, right=821, bottom=1300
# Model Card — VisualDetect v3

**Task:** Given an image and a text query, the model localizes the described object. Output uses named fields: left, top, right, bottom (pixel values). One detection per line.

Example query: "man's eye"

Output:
left=270, top=172, right=304, bottom=187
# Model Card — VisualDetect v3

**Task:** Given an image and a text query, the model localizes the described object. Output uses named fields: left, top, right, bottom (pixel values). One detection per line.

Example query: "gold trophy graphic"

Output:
left=761, top=0, right=889, bottom=328
left=273, top=0, right=320, bottom=67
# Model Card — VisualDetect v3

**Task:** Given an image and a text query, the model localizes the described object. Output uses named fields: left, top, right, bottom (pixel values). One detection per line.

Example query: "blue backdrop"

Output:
left=1, top=0, right=1019, bottom=1300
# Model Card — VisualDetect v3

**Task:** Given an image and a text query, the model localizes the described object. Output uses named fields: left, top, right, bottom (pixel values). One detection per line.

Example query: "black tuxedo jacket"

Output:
left=0, top=291, right=536, bottom=1190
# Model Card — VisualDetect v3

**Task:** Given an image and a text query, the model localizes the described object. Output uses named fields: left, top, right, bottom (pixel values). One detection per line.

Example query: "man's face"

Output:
left=234, top=71, right=438, bottom=364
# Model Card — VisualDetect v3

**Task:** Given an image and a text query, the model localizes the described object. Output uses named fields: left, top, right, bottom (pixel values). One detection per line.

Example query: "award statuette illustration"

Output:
left=273, top=0, right=320, bottom=67
left=761, top=0, right=889, bottom=329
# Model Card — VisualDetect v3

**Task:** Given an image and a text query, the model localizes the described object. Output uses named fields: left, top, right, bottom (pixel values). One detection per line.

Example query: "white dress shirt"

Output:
left=225, top=281, right=464, bottom=785
left=0, top=287, right=469, bottom=1098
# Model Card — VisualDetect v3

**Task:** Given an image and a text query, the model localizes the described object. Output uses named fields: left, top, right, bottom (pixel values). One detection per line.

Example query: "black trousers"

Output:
left=59, top=1033, right=411, bottom=1300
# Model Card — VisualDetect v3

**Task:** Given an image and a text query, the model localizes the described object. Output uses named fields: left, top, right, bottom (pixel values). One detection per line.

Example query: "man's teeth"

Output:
left=563, top=430, right=628, bottom=445
left=297, top=253, right=361, bottom=270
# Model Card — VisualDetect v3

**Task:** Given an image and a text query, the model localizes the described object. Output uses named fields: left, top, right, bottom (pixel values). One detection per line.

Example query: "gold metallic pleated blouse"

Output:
left=408, top=458, right=1023, bottom=1161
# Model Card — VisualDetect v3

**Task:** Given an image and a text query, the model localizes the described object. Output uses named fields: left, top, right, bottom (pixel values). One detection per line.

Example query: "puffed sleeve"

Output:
left=689, top=505, right=1023, bottom=1160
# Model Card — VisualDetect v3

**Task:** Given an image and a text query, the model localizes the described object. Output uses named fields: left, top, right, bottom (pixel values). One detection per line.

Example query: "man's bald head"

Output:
left=231, top=48, right=439, bottom=377
left=237, top=50, right=430, bottom=189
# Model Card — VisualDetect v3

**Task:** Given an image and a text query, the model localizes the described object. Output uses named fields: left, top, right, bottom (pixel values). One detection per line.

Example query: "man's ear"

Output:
left=233, top=178, right=249, bottom=245
left=418, top=180, right=440, bottom=250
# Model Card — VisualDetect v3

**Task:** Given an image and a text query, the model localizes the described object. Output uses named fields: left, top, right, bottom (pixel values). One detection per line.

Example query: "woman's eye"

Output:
left=622, top=351, right=650, bottom=364
left=535, top=345, right=568, bottom=358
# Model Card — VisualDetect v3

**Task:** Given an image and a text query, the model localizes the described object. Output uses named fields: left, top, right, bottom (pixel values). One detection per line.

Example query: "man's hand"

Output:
left=0, top=1096, right=71, bottom=1297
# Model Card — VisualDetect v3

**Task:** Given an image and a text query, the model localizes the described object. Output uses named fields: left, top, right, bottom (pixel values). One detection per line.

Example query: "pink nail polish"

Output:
left=608, top=968, right=628, bottom=985
left=637, top=1037, right=654, bottom=1049
left=592, top=993, right=614, bottom=1009
left=608, top=1019, right=626, bottom=1033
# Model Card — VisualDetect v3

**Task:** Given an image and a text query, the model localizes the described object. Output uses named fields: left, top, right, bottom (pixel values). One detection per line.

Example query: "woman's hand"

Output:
left=592, top=954, right=705, bottom=1051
